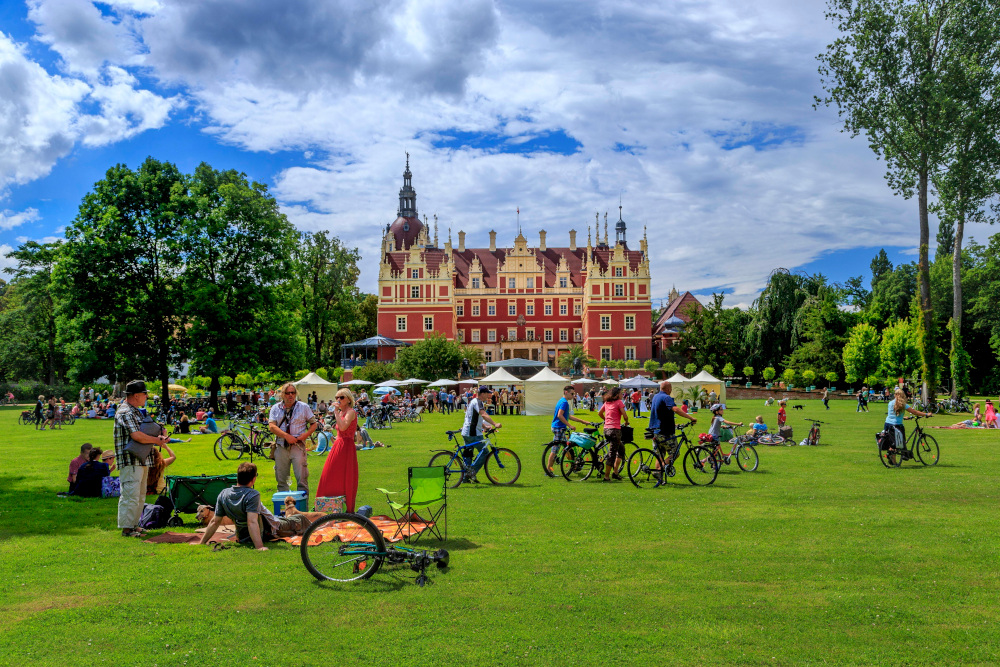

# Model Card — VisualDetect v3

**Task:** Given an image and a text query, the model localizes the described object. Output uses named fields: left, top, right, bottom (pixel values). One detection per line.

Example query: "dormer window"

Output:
left=472, top=277, right=481, bottom=289
left=559, top=277, right=568, bottom=288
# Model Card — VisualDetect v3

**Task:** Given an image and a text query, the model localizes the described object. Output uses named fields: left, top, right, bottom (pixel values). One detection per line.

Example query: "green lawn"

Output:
left=1, top=399, right=998, bottom=666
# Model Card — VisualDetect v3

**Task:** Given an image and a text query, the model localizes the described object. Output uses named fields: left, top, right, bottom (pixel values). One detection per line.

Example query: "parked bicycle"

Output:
left=18, top=410, right=38, bottom=426
left=879, top=416, right=938, bottom=467
left=803, top=419, right=823, bottom=446
left=698, top=432, right=760, bottom=472
left=626, top=423, right=718, bottom=487
left=429, top=426, right=521, bottom=488
left=558, top=424, right=638, bottom=482
left=213, top=419, right=276, bottom=461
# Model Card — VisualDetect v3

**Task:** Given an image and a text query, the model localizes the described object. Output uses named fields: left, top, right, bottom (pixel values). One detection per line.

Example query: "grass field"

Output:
left=1, top=398, right=999, bottom=666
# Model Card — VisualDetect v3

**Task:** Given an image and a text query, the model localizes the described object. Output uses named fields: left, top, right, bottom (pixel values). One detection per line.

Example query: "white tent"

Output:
left=524, top=367, right=569, bottom=416
left=400, top=378, right=429, bottom=385
left=689, top=370, right=726, bottom=403
left=339, top=379, right=373, bottom=386
left=293, top=372, right=339, bottom=402
left=478, top=368, right=523, bottom=386
left=375, top=380, right=401, bottom=387
left=666, top=373, right=689, bottom=383
left=427, top=379, right=458, bottom=387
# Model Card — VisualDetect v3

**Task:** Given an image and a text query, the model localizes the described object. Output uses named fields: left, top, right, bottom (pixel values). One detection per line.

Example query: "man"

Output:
left=648, top=381, right=697, bottom=486
left=67, top=442, right=93, bottom=492
left=460, top=386, right=503, bottom=482
left=199, top=462, right=311, bottom=551
left=114, top=380, right=169, bottom=537
left=547, top=385, right=592, bottom=472
left=630, top=389, right=642, bottom=417
left=268, top=382, right=317, bottom=502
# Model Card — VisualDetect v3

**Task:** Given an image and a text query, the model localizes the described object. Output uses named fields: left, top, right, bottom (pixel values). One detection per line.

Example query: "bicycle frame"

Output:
left=433, top=430, right=505, bottom=478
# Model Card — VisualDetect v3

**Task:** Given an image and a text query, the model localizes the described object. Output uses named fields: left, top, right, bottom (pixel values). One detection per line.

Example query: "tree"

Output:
left=57, top=158, right=188, bottom=400
left=825, top=371, right=839, bottom=386
left=763, top=367, right=776, bottom=383
left=292, top=231, right=363, bottom=369
left=684, top=363, right=697, bottom=375
left=745, top=270, right=811, bottom=369
left=818, top=0, right=981, bottom=399
left=557, top=343, right=596, bottom=373
left=782, top=368, right=797, bottom=386
left=394, top=333, right=463, bottom=381
left=235, top=373, right=254, bottom=387
left=663, top=362, right=679, bottom=375
left=0, top=242, right=65, bottom=383
left=644, top=360, right=661, bottom=374
left=802, top=369, right=817, bottom=386
left=967, top=232, right=1000, bottom=366
left=219, top=375, right=233, bottom=388
left=677, top=293, right=749, bottom=369
left=702, top=364, right=714, bottom=374
left=742, top=365, right=754, bottom=381
left=879, top=319, right=921, bottom=382
left=722, top=362, right=735, bottom=377
left=458, top=344, right=486, bottom=372
left=182, top=164, right=300, bottom=411
left=946, top=317, right=971, bottom=396
left=352, top=362, right=396, bottom=384
left=843, top=323, right=881, bottom=383
left=784, top=287, right=854, bottom=377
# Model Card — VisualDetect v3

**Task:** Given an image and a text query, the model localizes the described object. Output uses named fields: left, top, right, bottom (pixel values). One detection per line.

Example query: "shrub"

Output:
left=763, top=367, right=776, bottom=382
left=825, top=371, right=838, bottom=385
left=663, top=362, right=679, bottom=375
left=644, top=360, right=661, bottom=373
left=684, top=363, right=697, bottom=375
left=802, top=370, right=817, bottom=385
left=315, top=367, right=330, bottom=382
left=722, top=362, right=735, bottom=377
left=625, top=359, right=641, bottom=369
left=235, top=373, right=254, bottom=387
left=702, top=364, right=714, bottom=374
left=782, top=368, right=797, bottom=385
left=219, top=375, right=234, bottom=388
left=331, top=367, right=345, bottom=382
left=743, top=365, right=754, bottom=380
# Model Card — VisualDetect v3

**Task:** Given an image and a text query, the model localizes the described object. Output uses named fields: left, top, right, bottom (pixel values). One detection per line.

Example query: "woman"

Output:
left=145, top=444, right=177, bottom=497
left=177, top=412, right=191, bottom=434
left=72, top=448, right=115, bottom=497
left=316, top=388, right=359, bottom=513
left=46, top=397, right=58, bottom=430
left=884, top=387, right=931, bottom=464
left=34, top=394, right=45, bottom=430
left=598, top=386, right=629, bottom=482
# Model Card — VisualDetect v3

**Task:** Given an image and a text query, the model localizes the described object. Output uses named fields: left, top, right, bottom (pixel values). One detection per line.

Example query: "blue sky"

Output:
left=1, top=0, right=989, bottom=307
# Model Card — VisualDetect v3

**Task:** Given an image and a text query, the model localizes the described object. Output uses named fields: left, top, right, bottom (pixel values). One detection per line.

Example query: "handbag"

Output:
left=125, top=416, right=164, bottom=461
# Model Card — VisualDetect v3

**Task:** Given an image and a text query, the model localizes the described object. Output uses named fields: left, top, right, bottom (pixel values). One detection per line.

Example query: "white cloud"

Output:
left=27, top=0, right=142, bottom=77
left=0, top=208, right=41, bottom=231
left=0, top=244, right=18, bottom=274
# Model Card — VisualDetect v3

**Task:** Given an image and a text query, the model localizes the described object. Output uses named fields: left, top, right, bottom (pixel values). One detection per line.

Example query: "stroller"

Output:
left=164, top=473, right=238, bottom=527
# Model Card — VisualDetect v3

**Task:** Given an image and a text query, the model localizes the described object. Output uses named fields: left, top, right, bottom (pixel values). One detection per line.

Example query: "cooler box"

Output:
left=272, top=491, right=307, bottom=516
left=314, top=496, right=345, bottom=513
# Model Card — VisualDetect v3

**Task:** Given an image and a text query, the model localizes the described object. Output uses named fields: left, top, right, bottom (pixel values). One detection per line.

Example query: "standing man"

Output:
left=630, top=388, right=642, bottom=417
left=822, top=386, right=830, bottom=410
left=268, top=382, right=317, bottom=503
left=648, top=381, right=697, bottom=487
left=460, top=387, right=502, bottom=482
left=114, top=380, right=168, bottom=537
left=547, top=385, right=592, bottom=473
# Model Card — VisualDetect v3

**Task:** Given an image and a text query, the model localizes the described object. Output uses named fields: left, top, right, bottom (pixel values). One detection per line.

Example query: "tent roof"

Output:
left=427, top=379, right=458, bottom=387
left=339, top=379, right=373, bottom=386
left=400, top=378, right=429, bottom=385
left=485, top=358, right=548, bottom=368
left=294, top=372, right=334, bottom=385
left=526, top=367, right=568, bottom=383
left=666, top=373, right=689, bottom=383
left=375, top=379, right=402, bottom=387
left=689, top=370, right=722, bottom=383
left=479, top=368, right=523, bottom=385
left=341, top=334, right=411, bottom=349
left=620, top=375, right=660, bottom=389
left=571, top=378, right=602, bottom=384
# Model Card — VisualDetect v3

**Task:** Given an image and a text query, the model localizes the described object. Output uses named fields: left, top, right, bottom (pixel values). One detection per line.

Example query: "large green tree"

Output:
left=394, top=333, right=463, bottom=381
left=57, top=158, right=188, bottom=399
left=879, top=319, right=922, bottom=382
left=818, top=0, right=971, bottom=398
left=0, top=242, right=64, bottom=383
left=843, top=322, right=881, bottom=384
left=183, top=164, right=300, bottom=411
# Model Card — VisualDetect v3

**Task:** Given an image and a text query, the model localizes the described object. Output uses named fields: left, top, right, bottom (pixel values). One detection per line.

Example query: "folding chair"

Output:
left=376, top=466, right=447, bottom=543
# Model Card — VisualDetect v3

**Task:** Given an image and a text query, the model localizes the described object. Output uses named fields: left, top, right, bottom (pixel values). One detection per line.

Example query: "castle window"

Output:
left=527, top=277, right=534, bottom=289
left=488, top=329, right=496, bottom=342
left=509, top=304, right=516, bottom=316
left=508, top=328, right=517, bottom=340
left=411, top=269, right=419, bottom=279
left=559, top=303, right=567, bottom=315
left=544, top=303, right=552, bottom=316
left=472, top=305, right=480, bottom=316
left=411, top=285, right=420, bottom=298
left=625, top=315, right=635, bottom=331
left=508, top=278, right=516, bottom=289
left=559, top=329, right=568, bottom=342
left=527, top=304, right=535, bottom=316
left=457, top=329, right=465, bottom=341
left=484, top=351, right=492, bottom=362
left=625, top=346, right=636, bottom=361
left=574, top=304, right=582, bottom=315
left=600, top=315, right=611, bottom=331
left=471, top=330, right=480, bottom=342
left=472, top=277, right=481, bottom=289
left=396, top=316, right=407, bottom=332
left=559, top=277, right=568, bottom=288
left=601, top=347, right=612, bottom=361
left=544, top=329, right=553, bottom=342
left=424, top=316, right=433, bottom=331
left=614, top=284, right=624, bottom=297
left=457, top=305, right=464, bottom=316
left=488, top=304, right=496, bottom=316
left=527, top=329, right=535, bottom=341
left=614, top=267, right=623, bottom=277
left=574, top=329, right=582, bottom=341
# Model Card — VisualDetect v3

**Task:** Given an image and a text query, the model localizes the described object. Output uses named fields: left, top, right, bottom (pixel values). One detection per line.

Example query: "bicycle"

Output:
left=803, top=419, right=824, bottom=446
left=429, top=426, right=521, bottom=488
left=541, top=428, right=574, bottom=478
left=879, top=416, right=938, bottom=467
left=626, top=423, right=718, bottom=487
left=300, top=512, right=449, bottom=585
left=213, top=420, right=276, bottom=461
left=699, top=431, right=759, bottom=472
left=559, top=425, right=639, bottom=482
left=18, top=411, right=38, bottom=426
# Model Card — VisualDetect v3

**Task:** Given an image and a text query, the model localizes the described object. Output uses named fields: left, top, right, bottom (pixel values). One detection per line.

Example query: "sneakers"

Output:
left=612, top=473, right=623, bottom=481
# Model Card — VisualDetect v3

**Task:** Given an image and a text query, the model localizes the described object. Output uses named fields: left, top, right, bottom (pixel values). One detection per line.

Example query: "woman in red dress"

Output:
left=316, top=389, right=359, bottom=512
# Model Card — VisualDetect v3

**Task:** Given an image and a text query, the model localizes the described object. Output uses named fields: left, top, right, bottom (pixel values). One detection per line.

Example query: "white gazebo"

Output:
left=478, top=368, right=523, bottom=386
left=524, top=367, right=569, bottom=416
left=689, top=370, right=726, bottom=403
left=293, top=372, right=338, bottom=403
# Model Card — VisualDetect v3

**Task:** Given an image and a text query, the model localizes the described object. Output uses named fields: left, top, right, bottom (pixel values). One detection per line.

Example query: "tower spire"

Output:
left=615, top=202, right=627, bottom=245
left=398, top=153, right=417, bottom=218
left=433, top=214, right=438, bottom=246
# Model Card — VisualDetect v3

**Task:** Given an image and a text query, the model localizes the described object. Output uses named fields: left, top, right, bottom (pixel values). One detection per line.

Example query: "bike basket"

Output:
left=569, top=432, right=597, bottom=449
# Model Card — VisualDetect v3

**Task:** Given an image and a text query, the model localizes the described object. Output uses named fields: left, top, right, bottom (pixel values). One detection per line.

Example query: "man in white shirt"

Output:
left=268, top=382, right=317, bottom=502
left=460, top=387, right=502, bottom=482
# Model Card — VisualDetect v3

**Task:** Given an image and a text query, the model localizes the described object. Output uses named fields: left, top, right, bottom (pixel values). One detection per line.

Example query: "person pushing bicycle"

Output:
left=706, top=403, right=743, bottom=465
left=648, top=381, right=696, bottom=486
left=547, top=385, right=593, bottom=473
left=460, top=386, right=503, bottom=483
left=885, top=387, right=931, bottom=465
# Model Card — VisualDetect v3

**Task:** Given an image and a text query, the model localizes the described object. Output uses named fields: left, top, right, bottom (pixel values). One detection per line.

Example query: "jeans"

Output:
left=117, top=464, right=149, bottom=530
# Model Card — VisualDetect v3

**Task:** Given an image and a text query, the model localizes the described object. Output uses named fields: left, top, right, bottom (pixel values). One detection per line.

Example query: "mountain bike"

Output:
left=879, top=416, right=938, bottom=467
left=804, top=419, right=823, bottom=446
left=214, top=420, right=276, bottom=461
left=559, top=425, right=639, bottom=482
left=626, top=423, right=718, bottom=487
left=429, top=426, right=521, bottom=488
left=300, top=512, right=449, bottom=586
left=542, top=428, right=578, bottom=478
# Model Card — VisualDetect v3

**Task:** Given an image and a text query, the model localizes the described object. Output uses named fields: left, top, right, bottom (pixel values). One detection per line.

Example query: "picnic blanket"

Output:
left=281, top=514, right=434, bottom=546
left=144, top=526, right=236, bottom=544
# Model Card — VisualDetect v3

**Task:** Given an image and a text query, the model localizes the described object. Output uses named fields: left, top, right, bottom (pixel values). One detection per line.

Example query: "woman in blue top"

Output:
left=885, top=387, right=931, bottom=461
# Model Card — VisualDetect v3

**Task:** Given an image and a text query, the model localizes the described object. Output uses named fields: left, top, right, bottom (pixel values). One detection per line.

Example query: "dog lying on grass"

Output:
left=196, top=497, right=327, bottom=527
left=792, top=404, right=805, bottom=410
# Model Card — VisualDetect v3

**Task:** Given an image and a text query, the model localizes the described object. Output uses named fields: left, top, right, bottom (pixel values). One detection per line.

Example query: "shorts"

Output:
left=605, top=428, right=625, bottom=461
left=551, top=427, right=567, bottom=444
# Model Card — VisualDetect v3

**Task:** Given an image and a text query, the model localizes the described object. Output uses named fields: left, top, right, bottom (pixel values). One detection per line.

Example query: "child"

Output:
left=985, top=399, right=997, bottom=429
left=707, top=404, right=744, bottom=465
left=752, top=415, right=768, bottom=436
left=777, top=400, right=787, bottom=427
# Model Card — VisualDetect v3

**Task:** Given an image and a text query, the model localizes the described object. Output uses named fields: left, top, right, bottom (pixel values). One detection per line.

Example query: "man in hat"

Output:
left=268, top=382, right=317, bottom=503
left=114, top=380, right=168, bottom=538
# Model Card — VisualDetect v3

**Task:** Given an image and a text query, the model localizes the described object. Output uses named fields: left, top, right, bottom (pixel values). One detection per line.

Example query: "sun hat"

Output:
left=125, top=380, right=147, bottom=395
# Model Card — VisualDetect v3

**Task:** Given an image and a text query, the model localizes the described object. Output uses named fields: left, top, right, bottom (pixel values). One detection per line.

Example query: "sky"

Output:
left=1, top=0, right=993, bottom=309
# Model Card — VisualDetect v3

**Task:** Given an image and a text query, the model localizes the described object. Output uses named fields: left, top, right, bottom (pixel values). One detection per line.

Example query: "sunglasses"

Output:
left=283, top=391, right=296, bottom=395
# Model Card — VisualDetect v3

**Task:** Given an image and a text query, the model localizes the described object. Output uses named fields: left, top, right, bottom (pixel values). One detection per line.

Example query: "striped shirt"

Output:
left=114, top=401, right=155, bottom=468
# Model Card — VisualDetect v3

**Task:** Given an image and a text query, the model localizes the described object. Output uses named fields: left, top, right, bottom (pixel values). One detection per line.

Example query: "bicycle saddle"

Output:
left=583, top=427, right=598, bottom=435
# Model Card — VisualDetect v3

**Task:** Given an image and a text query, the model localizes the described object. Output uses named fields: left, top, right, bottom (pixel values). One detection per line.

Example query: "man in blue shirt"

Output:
left=648, top=381, right=696, bottom=485
left=547, top=385, right=593, bottom=472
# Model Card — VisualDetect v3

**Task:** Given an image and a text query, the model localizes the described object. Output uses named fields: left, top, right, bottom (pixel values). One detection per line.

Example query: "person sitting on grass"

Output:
left=355, top=424, right=387, bottom=450
left=176, top=412, right=191, bottom=434
left=63, top=448, right=116, bottom=497
left=706, top=404, right=743, bottom=466
left=195, top=411, right=219, bottom=434
left=67, top=443, right=93, bottom=492
left=198, top=462, right=311, bottom=551
left=751, top=416, right=768, bottom=437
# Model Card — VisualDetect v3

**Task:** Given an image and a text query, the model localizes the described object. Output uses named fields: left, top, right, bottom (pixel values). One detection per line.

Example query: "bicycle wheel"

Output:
left=300, top=513, right=385, bottom=582
left=17, top=414, right=26, bottom=426
left=429, top=451, right=465, bottom=488
left=735, top=445, right=759, bottom=472
left=542, top=443, right=562, bottom=478
left=219, top=433, right=247, bottom=460
left=879, top=442, right=902, bottom=468
left=683, top=446, right=719, bottom=486
left=916, top=433, right=939, bottom=466
left=559, top=446, right=595, bottom=482
left=486, top=448, right=522, bottom=485
left=627, top=448, right=664, bottom=488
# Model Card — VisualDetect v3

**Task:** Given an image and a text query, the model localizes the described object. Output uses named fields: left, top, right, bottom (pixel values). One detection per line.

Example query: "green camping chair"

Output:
left=376, top=466, right=447, bottom=543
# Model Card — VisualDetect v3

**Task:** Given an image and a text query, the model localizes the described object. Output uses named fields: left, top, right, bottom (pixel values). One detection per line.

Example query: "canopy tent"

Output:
left=524, top=367, right=569, bottom=416
left=427, top=379, right=458, bottom=387
left=293, top=372, right=339, bottom=403
left=484, top=357, right=549, bottom=380
left=340, top=334, right=411, bottom=369
left=373, top=386, right=401, bottom=396
left=400, top=378, right=429, bottom=385
left=479, top=368, right=523, bottom=386
left=620, top=376, right=660, bottom=389
left=339, top=379, right=373, bottom=386
left=688, top=370, right=726, bottom=403
left=601, top=379, right=619, bottom=385
left=168, top=384, right=188, bottom=394
left=664, top=371, right=723, bottom=406
left=375, top=380, right=402, bottom=387
left=666, top=373, right=689, bottom=383
left=572, top=378, right=602, bottom=385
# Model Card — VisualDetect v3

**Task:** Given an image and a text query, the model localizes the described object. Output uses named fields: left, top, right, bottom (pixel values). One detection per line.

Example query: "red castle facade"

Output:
left=376, top=160, right=654, bottom=366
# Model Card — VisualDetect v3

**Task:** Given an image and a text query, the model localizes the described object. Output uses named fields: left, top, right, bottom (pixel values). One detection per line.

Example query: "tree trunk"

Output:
left=950, top=209, right=964, bottom=399
left=47, top=317, right=56, bottom=385
left=209, top=375, right=220, bottom=413
left=917, top=169, right=934, bottom=404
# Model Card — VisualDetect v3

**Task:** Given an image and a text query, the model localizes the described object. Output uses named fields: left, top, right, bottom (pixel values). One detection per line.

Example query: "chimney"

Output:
left=539, top=230, right=547, bottom=252
left=489, top=230, right=497, bottom=252
left=569, top=229, right=577, bottom=251
left=458, top=230, right=466, bottom=252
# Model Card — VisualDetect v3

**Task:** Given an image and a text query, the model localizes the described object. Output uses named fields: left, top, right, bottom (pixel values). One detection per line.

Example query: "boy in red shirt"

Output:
left=777, top=399, right=787, bottom=427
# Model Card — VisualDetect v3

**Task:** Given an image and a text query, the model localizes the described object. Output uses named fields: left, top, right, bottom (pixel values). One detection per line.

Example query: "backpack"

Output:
left=139, top=503, right=168, bottom=529
left=101, top=476, right=121, bottom=498
left=876, top=430, right=892, bottom=451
